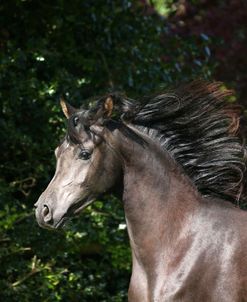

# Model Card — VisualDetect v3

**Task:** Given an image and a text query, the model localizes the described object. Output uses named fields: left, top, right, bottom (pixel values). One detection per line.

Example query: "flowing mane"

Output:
left=90, top=81, right=247, bottom=205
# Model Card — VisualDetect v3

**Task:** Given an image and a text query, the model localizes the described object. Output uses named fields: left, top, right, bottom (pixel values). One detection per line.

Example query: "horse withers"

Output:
left=35, top=82, right=247, bottom=301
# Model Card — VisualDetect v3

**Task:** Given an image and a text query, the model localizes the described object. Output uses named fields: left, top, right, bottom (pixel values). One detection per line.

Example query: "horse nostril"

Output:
left=42, top=204, right=52, bottom=223
left=43, top=205, right=49, bottom=216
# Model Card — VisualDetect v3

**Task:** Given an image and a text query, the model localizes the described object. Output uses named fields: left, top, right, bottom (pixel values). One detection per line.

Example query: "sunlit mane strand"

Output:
left=95, top=81, right=247, bottom=205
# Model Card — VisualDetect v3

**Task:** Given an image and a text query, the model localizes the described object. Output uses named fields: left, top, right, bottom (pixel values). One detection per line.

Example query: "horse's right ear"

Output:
left=60, top=97, right=77, bottom=119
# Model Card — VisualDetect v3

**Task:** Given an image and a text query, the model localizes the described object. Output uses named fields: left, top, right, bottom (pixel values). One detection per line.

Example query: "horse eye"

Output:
left=78, top=150, right=91, bottom=160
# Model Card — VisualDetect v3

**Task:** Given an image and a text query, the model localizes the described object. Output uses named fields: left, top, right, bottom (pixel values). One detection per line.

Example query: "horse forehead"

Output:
left=72, top=109, right=92, bottom=126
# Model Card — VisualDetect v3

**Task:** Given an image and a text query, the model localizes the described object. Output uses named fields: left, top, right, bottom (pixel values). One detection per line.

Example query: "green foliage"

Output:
left=0, top=1, right=215, bottom=301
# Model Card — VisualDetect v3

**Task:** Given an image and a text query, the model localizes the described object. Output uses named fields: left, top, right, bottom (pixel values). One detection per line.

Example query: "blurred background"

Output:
left=1, top=0, right=247, bottom=301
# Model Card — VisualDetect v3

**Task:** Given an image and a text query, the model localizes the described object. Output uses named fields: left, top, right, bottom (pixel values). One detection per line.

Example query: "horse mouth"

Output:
left=54, top=216, right=68, bottom=229
left=54, top=198, right=95, bottom=229
left=74, top=198, right=95, bottom=215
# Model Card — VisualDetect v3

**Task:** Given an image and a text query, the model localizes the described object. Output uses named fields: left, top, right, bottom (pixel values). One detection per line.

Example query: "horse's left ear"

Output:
left=60, top=97, right=77, bottom=119
left=103, top=97, right=114, bottom=117
left=93, top=96, right=114, bottom=124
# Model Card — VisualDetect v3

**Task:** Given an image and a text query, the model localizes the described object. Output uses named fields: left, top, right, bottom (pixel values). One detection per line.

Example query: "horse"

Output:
left=35, top=81, right=247, bottom=301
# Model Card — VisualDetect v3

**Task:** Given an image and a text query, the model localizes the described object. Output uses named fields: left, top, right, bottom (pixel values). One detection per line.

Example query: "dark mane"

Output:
left=132, top=81, right=247, bottom=205
left=69, top=81, right=247, bottom=205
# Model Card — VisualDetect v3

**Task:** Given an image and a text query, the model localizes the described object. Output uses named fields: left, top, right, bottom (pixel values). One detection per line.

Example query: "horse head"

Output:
left=35, top=97, right=122, bottom=229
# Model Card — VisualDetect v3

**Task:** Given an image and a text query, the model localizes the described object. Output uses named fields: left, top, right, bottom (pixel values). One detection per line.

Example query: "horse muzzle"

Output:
left=34, top=193, right=67, bottom=229
left=34, top=193, right=95, bottom=229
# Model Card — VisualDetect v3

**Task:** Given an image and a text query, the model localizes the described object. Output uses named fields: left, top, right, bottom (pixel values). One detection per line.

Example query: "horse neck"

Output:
left=113, top=126, right=201, bottom=264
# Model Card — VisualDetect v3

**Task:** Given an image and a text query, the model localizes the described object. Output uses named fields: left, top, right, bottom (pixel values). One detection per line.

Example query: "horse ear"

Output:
left=104, top=97, right=114, bottom=117
left=92, top=96, right=114, bottom=125
left=60, top=97, right=77, bottom=119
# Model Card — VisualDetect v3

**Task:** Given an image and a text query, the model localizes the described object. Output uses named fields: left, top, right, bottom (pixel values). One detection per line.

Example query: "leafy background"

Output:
left=1, top=0, right=246, bottom=301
